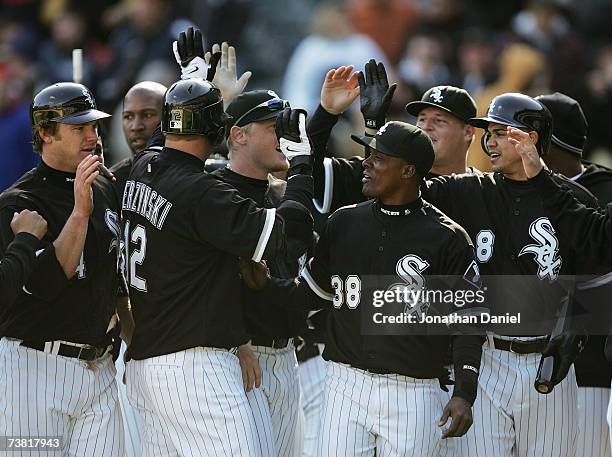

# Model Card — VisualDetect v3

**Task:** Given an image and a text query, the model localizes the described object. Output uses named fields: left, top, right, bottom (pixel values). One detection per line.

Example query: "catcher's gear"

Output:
left=31, top=82, right=110, bottom=126
left=275, top=108, right=311, bottom=161
left=162, top=79, right=226, bottom=145
left=470, top=92, right=553, bottom=156
left=358, top=59, right=397, bottom=130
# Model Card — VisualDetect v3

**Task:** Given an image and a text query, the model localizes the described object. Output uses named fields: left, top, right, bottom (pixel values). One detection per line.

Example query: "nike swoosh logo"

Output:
left=286, top=147, right=301, bottom=152
left=185, top=66, right=200, bottom=74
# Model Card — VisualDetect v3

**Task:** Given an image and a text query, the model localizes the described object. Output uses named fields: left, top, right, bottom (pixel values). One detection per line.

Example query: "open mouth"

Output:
left=362, top=173, right=372, bottom=183
left=489, top=152, right=501, bottom=160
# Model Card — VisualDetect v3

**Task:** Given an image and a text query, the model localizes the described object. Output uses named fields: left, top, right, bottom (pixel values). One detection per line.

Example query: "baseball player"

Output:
left=309, top=60, right=479, bottom=215
left=111, top=81, right=168, bottom=192
left=122, top=77, right=314, bottom=457
left=0, top=82, right=124, bottom=456
left=242, top=121, right=485, bottom=457
left=217, top=90, right=312, bottom=457
left=0, top=209, right=47, bottom=306
left=536, top=92, right=612, bottom=457
left=421, top=93, right=598, bottom=457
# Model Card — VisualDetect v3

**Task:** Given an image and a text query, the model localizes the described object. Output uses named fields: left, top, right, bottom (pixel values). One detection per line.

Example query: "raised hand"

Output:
left=320, top=66, right=360, bottom=115
left=74, top=154, right=101, bottom=218
left=507, top=127, right=544, bottom=178
left=172, top=26, right=207, bottom=80
left=205, top=42, right=252, bottom=107
left=276, top=108, right=310, bottom=161
left=358, top=59, right=397, bottom=130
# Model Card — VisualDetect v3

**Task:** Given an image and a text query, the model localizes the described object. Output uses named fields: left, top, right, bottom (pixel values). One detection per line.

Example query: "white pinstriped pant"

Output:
left=317, top=361, right=452, bottom=457
left=577, top=386, right=611, bottom=457
left=299, top=353, right=326, bottom=457
left=458, top=338, right=578, bottom=457
left=248, top=342, right=304, bottom=457
left=115, top=341, right=142, bottom=457
left=126, top=347, right=262, bottom=457
left=0, top=337, right=124, bottom=457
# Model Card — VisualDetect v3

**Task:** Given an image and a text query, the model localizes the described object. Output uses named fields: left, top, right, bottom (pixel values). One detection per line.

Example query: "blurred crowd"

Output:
left=2, top=0, right=612, bottom=190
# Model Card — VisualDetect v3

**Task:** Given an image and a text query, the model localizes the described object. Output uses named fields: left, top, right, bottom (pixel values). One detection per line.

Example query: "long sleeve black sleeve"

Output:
left=0, top=232, right=40, bottom=308
left=530, top=169, right=612, bottom=264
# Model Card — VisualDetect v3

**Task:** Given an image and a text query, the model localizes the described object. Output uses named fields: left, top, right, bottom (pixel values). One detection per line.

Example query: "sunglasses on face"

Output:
left=233, top=98, right=290, bottom=127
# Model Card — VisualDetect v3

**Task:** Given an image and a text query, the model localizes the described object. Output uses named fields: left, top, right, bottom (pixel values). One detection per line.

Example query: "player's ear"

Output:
left=38, top=126, right=55, bottom=145
left=229, top=125, right=247, bottom=146
left=402, top=163, right=416, bottom=179
left=464, top=124, right=475, bottom=143
left=528, top=130, right=539, bottom=145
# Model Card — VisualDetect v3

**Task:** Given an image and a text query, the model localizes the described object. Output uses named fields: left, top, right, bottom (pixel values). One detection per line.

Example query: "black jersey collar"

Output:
left=159, top=147, right=206, bottom=171
left=376, top=196, right=424, bottom=216
left=223, top=167, right=269, bottom=190
left=36, top=160, right=76, bottom=188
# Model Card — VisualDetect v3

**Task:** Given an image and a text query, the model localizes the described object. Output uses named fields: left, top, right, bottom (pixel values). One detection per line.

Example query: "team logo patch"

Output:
left=387, top=254, right=430, bottom=316
left=430, top=87, right=444, bottom=103
left=519, top=217, right=562, bottom=281
left=377, top=122, right=392, bottom=135
left=169, top=109, right=183, bottom=129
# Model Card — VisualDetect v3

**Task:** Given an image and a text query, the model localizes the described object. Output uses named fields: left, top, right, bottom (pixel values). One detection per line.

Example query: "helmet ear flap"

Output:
left=481, top=131, right=492, bottom=156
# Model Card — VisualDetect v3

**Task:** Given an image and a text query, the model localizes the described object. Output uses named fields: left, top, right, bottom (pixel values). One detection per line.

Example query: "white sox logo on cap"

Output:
left=378, top=122, right=392, bottom=135
left=430, top=87, right=444, bottom=103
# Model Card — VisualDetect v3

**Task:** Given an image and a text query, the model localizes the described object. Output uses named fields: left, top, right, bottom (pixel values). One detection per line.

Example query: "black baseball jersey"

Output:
left=0, top=161, right=121, bottom=346
left=213, top=166, right=308, bottom=339
left=0, top=232, right=40, bottom=308
left=423, top=171, right=599, bottom=335
left=260, top=197, right=484, bottom=404
left=123, top=147, right=313, bottom=360
left=546, top=164, right=612, bottom=387
left=308, top=104, right=480, bottom=216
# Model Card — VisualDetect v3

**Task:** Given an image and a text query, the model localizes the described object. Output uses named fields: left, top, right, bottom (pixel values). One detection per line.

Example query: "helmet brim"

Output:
left=468, top=115, right=526, bottom=130
left=56, top=109, right=111, bottom=125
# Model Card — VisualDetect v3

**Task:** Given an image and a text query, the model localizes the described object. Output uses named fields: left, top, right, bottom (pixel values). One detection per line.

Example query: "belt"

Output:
left=296, top=343, right=320, bottom=362
left=492, top=337, right=549, bottom=354
left=250, top=337, right=292, bottom=349
left=20, top=340, right=111, bottom=361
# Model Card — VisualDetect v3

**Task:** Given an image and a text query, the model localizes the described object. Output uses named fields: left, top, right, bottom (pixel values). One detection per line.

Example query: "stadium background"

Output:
left=1, top=0, right=611, bottom=191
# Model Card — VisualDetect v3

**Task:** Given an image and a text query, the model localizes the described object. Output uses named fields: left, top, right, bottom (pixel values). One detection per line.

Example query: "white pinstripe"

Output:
left=317, top=361, right=450, bottom=457
left=458, top=340, right=578, bottom=457
left=0, top=337, right=124, bottom=457
left=577, top=387, right=611, bottom=457
left=115, top=341, right=143, bottom=457
left=126, top=347, right=261, bottom=457
left=299, top=354, right=326, bottom=457
left=248, top=343, right=304, bottom=457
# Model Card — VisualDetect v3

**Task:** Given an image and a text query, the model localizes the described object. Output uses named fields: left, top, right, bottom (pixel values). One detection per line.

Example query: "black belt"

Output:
left=296, top=343, right=320, bottom=362
left=251, top=337, right=292, bottom=349
left=493, top=337, right=548, bottom=354
left=20, top=341, right=110, bottom=361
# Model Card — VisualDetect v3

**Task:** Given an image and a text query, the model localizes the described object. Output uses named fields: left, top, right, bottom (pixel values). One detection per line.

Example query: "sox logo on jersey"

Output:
left=387, top=254, right=430, bottom=316
left=519, top=217, right=562, bottom=281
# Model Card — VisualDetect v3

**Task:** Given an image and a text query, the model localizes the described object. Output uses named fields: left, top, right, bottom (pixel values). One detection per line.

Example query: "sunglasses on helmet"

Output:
left=233, top=98, right=289, bottom=127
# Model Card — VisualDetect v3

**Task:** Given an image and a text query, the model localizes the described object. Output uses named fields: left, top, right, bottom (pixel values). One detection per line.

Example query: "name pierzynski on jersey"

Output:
left=122, top=180, right=173, bottom=230
left=518, top=217, right=562, bottom=281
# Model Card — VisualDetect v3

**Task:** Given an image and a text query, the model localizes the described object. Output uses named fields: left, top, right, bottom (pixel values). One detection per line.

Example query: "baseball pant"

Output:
left=458, top=337, right=578, bottom=457
left=249, top=342, right=304, bottom=457
left=317, top=361, right=452, bottom=457
left=115, top=341, right=143, bottom=457
left=577, top=387, right=611, bottom=457
left=126, top=346, right=261, bottom=457
left=299, top=353, right=326, bottom=457
left=0, top=336, right=124, bottom=457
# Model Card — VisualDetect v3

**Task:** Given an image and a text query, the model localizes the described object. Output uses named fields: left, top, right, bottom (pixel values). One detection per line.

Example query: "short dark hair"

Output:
left=31, top=121, right=59, bottom=154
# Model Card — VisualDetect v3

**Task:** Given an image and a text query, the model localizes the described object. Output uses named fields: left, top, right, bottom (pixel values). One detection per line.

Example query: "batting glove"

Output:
left=276, top=108, right=311, bottom=161
left=358, top=59, right=397, bottom=129
left=173, top=26, right=221, bottom=81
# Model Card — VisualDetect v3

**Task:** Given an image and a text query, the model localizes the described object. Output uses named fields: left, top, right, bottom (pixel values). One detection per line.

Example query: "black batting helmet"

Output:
left=31, top=82, right=111, bottom=127
left=162, top=79, right=226, bottom=146
left=469, top=93, right=553, bottom=156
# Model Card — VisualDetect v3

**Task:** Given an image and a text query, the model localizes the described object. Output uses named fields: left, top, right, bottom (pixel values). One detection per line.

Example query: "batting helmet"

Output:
left=469, top=93, right=553, bottom=156
left=162, top=79, right=226, bottom=146
left=31, top=82, right=111, bottom=127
